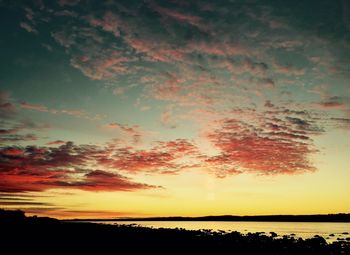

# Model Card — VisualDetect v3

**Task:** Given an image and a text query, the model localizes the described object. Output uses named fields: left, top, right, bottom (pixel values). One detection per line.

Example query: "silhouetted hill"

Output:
left=71, top=214, right=350, bottom=222
left=0, top=209, right=349, bottom=254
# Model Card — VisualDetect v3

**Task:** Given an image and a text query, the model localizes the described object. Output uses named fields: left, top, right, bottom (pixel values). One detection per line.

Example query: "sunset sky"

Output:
left=0, top=0, right=350, bottom=219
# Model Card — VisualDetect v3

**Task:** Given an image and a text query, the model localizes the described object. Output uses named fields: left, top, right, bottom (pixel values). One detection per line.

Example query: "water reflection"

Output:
left=90, top=221, right=350, bottom=243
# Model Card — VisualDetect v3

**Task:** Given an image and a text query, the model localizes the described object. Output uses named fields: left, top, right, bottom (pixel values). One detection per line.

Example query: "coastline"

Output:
left=65, top=214, right=350, bottom=222
left=1, top=210, right=349, bottom=254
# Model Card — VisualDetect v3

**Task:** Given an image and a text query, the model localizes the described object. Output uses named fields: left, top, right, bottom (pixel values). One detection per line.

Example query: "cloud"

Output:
left=0, top=91, right=16, bottom=119
left=58, top=0, right=80, bottom=7
left=99, top=147, right=176, bottom=173
left=203, top=105, right=324, bottom=177
left=20, top=102, right=49, bottom=112
left=19, top=22, right=38, bottom=34
left=314, top=96, right=347, bottom=109
left=188, top=40, right=243, bottom=57
left=264, top=100, right=275, bottom=108
left=160, top=110, right=177, bottom=129
left=51, top=30, right=76, bottom=48
left=97, top=139, right=199, bottom=174
left=0, top=134, right=38, bottom=143
left=70, top=52, right=130, bottom=80
left=20, top=102, right=98, bottom=120
left=104, top=122, right=142, bottom=144
left=0, top=147, right=24, bottom=156
left=152, top=2, right=208, bottom=32
left=10, top=0, right=348, bottom=120
left=205, top=118, right=317, bottom=177
left=329, top=117, right=350, bottom=129
left=3, top=0, right=350, bottom=184
left=273, top=63, right=305, bottom=76
left=22, top=208, right=141, bottom=219
left=0, top=143, right=160, bottom=193
left=316, top=102, right=345, bottom=109
left=105, top=122, right=139, bottom=134
left=0, top=119, right=50, bottom=145
left=0, top=98, right=50, bottom=145
left=267, top=40, right=304, bottom=50
left=86, top=11, right=121, bottom=37
left=0, top=201, right=52, bottom=206
left=79, top=170, right=159, bottom=191
left=0, top=138, right=201, bottom=193
left=47, top=140, right=66, bottom=145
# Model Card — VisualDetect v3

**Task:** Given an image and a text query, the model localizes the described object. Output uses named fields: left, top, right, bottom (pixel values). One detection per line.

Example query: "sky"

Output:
left=0, top=0, right=349, bottom=219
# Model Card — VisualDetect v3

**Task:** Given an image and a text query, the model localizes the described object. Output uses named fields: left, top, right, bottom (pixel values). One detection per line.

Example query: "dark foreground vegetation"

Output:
left=1, top=209, right=349, bottom=254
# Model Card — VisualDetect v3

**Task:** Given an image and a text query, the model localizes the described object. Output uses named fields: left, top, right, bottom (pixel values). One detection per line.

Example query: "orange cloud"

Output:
left=47, top=140, right=66, bottom=145
left=0, top=143, right=159, bottom=193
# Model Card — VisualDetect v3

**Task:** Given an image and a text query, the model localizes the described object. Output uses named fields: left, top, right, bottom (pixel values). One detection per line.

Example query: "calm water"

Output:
left=89, top=221, right=350, bottom=243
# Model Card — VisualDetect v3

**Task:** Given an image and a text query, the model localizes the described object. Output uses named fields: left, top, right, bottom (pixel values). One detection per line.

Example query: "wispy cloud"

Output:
left=104, top=122, right=143, bottom=144
left=0, top=91, right=16, bottom=119
left=19, top=21, right=38, bottom=34
left=151, top=2, right=208, bottom=32
left=314, top=96, right=347, bottom=109
left=47, top=140, right=66, bottom=145
left=20, top=102, right=49, bottom=112
left=20, top=102, right=100, bottom=120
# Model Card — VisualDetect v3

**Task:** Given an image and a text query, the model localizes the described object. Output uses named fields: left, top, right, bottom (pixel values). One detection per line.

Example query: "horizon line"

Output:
left=62, top=213, right=350, bottom=222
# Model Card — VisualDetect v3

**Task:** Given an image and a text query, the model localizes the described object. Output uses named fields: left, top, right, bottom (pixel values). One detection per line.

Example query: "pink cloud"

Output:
left=316, top=102, right=345, bottom=109
left=0, top=147, right=24, bottom=156
left=104, top=122, right=140, bottom=135
left=160, top=110, right=177, bottom=128
left=70, top=52, right=130, bottom=80
left=20, top=102, right=97, bottom=119
left=20, top=102, right=49, bottom=112
left=86, top=11, right=121, bottom=37
left=273, top=63, right=305, bottom=76
left=202, top=105, right=324, bottom=177
left=124, top=37, right=186, bottom=63
left=313, top=96, right=347, bottom=109
left=96, top=139, right=199, bottom=174
left=152, top=3, right=208, bottom=32
left=268, top=40, right=304, bottom=50
left=60, top=109, right=85, bottom=117
left=47, top=140, right=66, bottom=145
left=205, top=118, right=317, bottom=177
left=0, top=143, right=160, bottom=193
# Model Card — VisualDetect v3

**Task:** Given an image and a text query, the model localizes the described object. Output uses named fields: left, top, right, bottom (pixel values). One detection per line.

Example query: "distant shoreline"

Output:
left=65, top=214, right=350, bottom=222
left=1, top=209, right=349, bottom=254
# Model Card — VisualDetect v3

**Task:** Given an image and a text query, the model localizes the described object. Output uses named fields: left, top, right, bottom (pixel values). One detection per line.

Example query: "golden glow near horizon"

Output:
left=1, top=1, right=350, bottom=219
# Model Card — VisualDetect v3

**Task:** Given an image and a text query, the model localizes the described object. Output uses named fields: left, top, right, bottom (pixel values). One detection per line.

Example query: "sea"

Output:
left=86, top=221, right=350, bottom=243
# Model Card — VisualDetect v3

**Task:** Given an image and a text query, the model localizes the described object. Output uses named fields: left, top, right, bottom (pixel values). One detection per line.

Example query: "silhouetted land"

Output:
left=1, top=209, right=349, bottom=254
left=70, top=214, right=350, bottom=222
